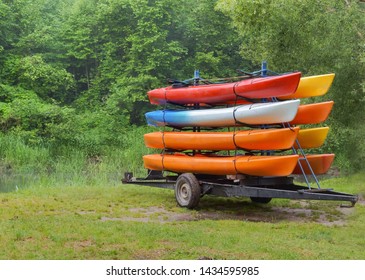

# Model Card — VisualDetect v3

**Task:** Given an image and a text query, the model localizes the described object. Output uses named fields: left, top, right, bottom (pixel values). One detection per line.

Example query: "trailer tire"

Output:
left=250, top=197, right=272, bottom=204
left=175, top=173, right=201, bottom=209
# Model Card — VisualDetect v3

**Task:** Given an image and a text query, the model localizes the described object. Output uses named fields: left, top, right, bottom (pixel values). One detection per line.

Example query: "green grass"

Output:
left=0, top=173, right=364, bottom=260
left=0, top=129, right=364, bottom=259
left=0, top=127, right=153, bottom=192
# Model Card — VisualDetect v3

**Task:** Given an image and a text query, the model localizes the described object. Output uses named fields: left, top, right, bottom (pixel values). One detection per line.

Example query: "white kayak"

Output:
left=145, top=100, right=300, bottom=127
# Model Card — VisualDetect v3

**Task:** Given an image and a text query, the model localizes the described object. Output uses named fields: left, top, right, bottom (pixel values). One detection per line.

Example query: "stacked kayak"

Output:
left=279, top=73, right=335, bottom=99
left=144, top=154, right=299, bottom=177
left=143, top=70, right=335, bottom=178
left=292, top=154, right=335, bottom=175
left=146, top=100, right=300, bottom=127
left=290, top=101, right=334, bottom=125
left=148, top=72, right=301, bottom=105
left=144, top=127, right=300, bottom=151
left=286, top=74, right=335, bottom=175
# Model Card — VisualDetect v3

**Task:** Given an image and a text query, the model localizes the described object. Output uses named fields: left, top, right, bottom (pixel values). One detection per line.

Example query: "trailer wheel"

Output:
left=175, top=173, right=201, bottom=209
left=250, top=197, right=272, bottom=204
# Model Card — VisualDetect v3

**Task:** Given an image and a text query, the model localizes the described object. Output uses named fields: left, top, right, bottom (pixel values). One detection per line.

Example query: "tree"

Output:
left=0, top=1, right=16, bottom=53
left=167, top=0, right=244, bottom=78
left=217, top=0, right=365, bottom=170
left=0, top=0, right=253, bottom=149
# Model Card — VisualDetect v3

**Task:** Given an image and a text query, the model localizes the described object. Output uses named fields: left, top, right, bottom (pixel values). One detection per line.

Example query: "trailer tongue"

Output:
left=123, top=171, right=358, bottom=209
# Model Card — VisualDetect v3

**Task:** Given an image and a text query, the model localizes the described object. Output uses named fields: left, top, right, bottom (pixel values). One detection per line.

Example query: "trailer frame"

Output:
left=122, top=171, right=358, bottom=209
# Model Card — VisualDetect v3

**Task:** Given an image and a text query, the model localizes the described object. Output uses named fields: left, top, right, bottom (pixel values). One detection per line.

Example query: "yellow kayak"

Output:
left=280, top=73, right=335, bottom=99
left=295, top=127, right=330, bottom=149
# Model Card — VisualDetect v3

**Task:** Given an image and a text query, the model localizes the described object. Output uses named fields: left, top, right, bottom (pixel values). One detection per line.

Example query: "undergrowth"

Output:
left=0, top=126, right=155, bottom=192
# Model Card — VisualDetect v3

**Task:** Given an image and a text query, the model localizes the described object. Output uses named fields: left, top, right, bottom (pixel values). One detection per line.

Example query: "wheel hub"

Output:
left=180, top=183, right=190, bottom=201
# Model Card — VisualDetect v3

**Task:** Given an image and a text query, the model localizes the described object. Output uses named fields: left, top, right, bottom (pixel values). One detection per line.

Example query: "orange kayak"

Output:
left=292, top=154, right=335, bottom=175
left=295, top=127, right=329, bottom=149
left=144, top=127, right=299, bottom=151
left=290, top=101, right=334, bottom=125
left=143, top=153, right=299, bottom=176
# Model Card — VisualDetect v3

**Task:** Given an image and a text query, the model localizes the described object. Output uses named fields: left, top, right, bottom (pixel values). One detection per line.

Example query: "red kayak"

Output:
left=148, top=72, right=301, bottom=105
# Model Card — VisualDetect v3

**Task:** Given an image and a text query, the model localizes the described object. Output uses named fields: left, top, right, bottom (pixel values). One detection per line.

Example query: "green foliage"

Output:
left=0, top=84, right=126, bottom=156
left=0, top=1, right=16, bottom=50
left=0, top=125, right=152, bottom=192
left=122, top=0, right=186, bottom=78
left=217, top=0, right=364, bottom=71
left=106, top=75, right=159, bottom=124
left=0, top=132, right=51, bottom=175
left=170, top=0, right=244, bottom=78
left=16, top=55, right=75, bottom=101
left=0, top=0, right=364, bottom=174
left=0, top=85, right=64, bottom=143
left=217, top=0, right=365, bottom=170
left=46, top=108, right=127, bottom=156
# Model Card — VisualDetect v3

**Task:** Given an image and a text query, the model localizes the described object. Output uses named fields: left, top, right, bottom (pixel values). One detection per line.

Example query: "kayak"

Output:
left=295, top=127, right=329, bottom=149
left=292, top=154, right=335, bottom=175
left=146, top=100, right=300, bottom=128
left=144, top=127, right=300, bottom=151
left=143, top=153, right=300, bottom=177
left=203, top=73, right=335, bottom=106
left=147, top=72, right=301, bottom=105
left=289, top=101, right=334, bottom=125
left=280, top=73, right=335, bottom=99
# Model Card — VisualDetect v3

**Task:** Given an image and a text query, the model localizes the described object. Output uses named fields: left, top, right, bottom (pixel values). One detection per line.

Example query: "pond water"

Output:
left=0, top=174, right=41, bottom=193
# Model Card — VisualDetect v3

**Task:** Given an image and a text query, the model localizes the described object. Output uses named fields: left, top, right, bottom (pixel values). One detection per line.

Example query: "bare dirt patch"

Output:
left=101, top=198, right=359, bottom=226
left=65, top=239, right=94, bottom=250
left=101, top=206, right=191, bottom=223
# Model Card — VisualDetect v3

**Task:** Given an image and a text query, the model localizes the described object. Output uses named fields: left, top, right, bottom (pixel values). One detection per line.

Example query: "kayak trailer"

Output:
left=122, top=171, right=358, bottom=209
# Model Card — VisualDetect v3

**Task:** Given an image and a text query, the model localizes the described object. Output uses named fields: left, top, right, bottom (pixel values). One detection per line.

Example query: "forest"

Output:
left=0, top=0, right=364, bottom=186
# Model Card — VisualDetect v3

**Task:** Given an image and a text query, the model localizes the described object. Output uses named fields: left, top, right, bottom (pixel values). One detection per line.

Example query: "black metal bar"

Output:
left=201, top=182, right=358, bottom=203
left=122, top=178, right=175, bottom=190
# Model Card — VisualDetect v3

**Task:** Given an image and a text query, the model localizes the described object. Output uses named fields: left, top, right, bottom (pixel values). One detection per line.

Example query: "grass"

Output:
left=0, top=127, right=152, bottom=192
left=0, top=173, right=364, bottom=260
left=0, top=130, right=364, bottom=259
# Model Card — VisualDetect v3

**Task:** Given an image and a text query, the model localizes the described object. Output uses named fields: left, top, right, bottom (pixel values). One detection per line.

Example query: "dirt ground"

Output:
left=101, top=195, right=363, bottom=226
